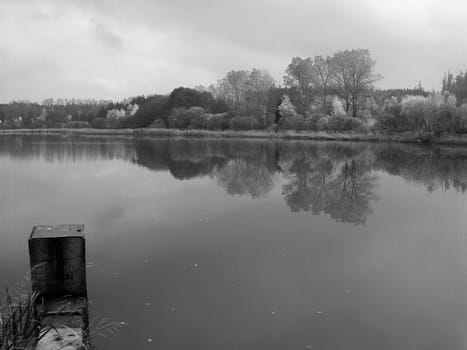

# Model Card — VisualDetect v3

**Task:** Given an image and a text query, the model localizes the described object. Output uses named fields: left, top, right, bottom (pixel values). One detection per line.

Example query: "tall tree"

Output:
left=311, top=55, right=335, bottom=110
left=283, top=57, right=314, bottom=113
left=218, top=70, right=250, bottom=113
left=216, top=68, right=275, bottom=118
left=331, top=49, right=381, bottom=117
left=442, top=71, right=454, bottom=93
left=245, top=68, right=275, bottom=118
left=167, top=87, right=214, bottom=110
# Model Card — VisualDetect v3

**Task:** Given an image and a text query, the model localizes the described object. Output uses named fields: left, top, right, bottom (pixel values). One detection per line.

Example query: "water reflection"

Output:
left=373, top=144, right=467, bottom=193
left=3, top=135, right=467, bottom=349
left=2, top=136, right=467, bottom=225
left=283, top=157, right=378, bottom=225
left=0, top=134, right=136, bottom=162
left=131, top=140, right=379, bottom=224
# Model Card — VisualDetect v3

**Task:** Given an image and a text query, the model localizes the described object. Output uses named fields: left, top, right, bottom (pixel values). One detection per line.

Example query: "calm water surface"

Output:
left=1, top=135, right=467, bottom=349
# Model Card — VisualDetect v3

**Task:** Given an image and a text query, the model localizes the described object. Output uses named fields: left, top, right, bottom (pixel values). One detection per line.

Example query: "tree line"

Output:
left=3, top=48, right=467, bottom=137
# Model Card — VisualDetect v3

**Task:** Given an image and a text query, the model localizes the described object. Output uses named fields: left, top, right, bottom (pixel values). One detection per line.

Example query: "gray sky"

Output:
left=1, top=0, right=467, bottom=103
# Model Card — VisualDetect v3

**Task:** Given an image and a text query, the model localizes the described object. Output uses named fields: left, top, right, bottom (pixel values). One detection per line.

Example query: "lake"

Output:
left=1, top=135, right=467, bottom=349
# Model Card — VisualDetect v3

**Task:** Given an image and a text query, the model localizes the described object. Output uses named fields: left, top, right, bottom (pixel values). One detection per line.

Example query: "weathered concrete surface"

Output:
left=29, top=225, right=87, bottom=299
left=36, top=297, right=89, bottom=350
left=38, top=297, right=89, bottom=328
left=31, top=225, right=85, bottom=239
left=37, top=298, right=89, bottom=317
left=36, top=327, right=85, bottom=350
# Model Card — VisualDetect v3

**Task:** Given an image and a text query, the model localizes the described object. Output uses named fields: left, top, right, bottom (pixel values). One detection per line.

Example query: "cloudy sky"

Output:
left=1, top=0, right=467, bottom=103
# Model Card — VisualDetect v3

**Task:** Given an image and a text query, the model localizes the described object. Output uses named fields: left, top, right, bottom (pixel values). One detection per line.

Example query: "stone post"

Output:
left=29, top=224, right=89, bottom=350
left=29, top=224, right=87, bottom=299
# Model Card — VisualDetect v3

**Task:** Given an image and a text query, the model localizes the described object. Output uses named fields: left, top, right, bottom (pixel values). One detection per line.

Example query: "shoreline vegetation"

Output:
left=3, top=49, right=467, bottom=144
left=0, top=290, right=41, bottom=350
left=3, top=128, right=467, bottom=145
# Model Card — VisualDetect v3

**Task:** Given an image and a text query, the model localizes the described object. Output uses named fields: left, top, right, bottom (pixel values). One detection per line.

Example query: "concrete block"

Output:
left=29, top=225, right=87, bottom=299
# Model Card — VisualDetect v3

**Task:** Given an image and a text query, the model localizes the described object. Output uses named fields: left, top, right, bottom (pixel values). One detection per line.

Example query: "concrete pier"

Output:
left=29, top=225, right=89, bottom=350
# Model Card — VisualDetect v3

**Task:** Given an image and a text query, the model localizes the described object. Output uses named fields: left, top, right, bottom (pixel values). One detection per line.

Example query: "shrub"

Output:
left=168, top=107, right=206, bottom=129
left=326, top=115, right=363, bottom=132
left=278, top=114, right=305, bottom=130
left=398, top=93, right=456, bottom=134
left=189, top=112, right=208, bottom=129
left=277, top=95, right=297, bottom=119
left=375, top=112, right=408, bottom=133
left=168, top=107, right=190, bottom=129
left=452, top=104, right=467, bottom=134
left=206, top=113, right=231, bottom=130
left=90, top=118, right=106, bottom=129
left=385, top=97, right=402, bottom=117
left=432, top=105, right=455, bottom=136
left=0, top=123, right=13, bottom=130
left=66, top=121, right=90, bottom=129
left=229, top=116, right=261, bottom=130
left=317, top=115, right=330, bottom=131
left=303, top=112, right=328, bottom=131
left=400, top=95, right=426, bottom=131
left=149, top=119, right=166, bottom=128
left=104, top=116, right=127, bottom=129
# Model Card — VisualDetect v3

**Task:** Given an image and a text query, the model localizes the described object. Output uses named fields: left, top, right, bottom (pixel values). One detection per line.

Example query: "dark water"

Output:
left=1, top=135, right=467, bottom=349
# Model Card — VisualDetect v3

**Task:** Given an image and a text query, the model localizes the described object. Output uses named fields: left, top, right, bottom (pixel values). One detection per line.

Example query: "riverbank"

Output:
left=2, top=128, right=467, bottom=145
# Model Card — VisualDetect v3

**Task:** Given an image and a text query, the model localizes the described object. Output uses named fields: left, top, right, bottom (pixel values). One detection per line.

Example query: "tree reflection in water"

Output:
left=133, top=139, right=380, bottom=225
left=214, top=158, right=275, bottom=198
left=282, top=150, right=378, bottom=225
left=5, top=135, right=467, bottom=225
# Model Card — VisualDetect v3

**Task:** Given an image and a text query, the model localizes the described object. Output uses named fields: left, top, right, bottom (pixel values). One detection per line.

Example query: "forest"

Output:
left=2, top=48, right=467, bottom=138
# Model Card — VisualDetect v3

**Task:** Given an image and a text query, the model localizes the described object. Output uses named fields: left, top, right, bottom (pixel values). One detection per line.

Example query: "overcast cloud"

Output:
left=1, top=0, right=467, bottom=102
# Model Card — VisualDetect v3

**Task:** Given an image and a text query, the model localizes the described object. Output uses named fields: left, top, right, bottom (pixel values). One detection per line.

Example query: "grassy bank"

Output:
left=2, top=128, right=467, bottom=145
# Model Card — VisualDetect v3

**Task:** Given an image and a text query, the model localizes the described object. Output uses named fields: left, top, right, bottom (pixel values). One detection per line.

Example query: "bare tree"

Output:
left=218, top=70, right=250, bottom=112
left=217, top=68, right=275, bottom=119
left=245, top=68, right=275, bottom=118
left=311, top=55, right=335, bottom=111
left=331, top=49, right=381, bottom=117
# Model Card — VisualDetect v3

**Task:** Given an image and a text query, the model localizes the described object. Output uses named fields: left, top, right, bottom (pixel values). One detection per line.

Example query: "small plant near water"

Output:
left=1, top=289, right=124, bottom=350
left=0, top=266, right=123, bottom=349
left=0, top=288, right=42, bottom=350
left=88, top=316, right=123, bottom=343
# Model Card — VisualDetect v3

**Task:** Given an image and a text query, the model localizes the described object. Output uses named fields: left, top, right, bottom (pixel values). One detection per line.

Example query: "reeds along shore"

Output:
left=2, top=128, right=467, bottom=145
left=0, top=290, right=42, bottom=350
